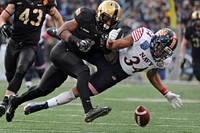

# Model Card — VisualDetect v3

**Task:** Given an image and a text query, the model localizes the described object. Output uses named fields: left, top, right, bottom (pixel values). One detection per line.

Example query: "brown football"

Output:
left=134, top=105, right=150, bottom=127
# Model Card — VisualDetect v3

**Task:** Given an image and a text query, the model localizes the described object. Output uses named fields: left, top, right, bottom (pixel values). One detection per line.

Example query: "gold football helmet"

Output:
left=192, top=10, right=200, bottom=20
left=191, top=10, right=200, bottom=27
left=96, top=0, right=122, bottom=32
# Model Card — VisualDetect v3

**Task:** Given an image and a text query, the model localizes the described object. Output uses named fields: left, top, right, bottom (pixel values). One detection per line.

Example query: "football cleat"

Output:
left=0, top=102, right=7, bottom=117
left=24, top=102, right=47, bottom=115
left=84, top=106, right=112, bottom=123
left=6, top=94, right=18, bottom=122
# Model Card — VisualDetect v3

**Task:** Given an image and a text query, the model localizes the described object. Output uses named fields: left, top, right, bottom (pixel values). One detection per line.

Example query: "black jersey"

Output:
left=65, top=7, right=104, bottom=55
left=8, top=0, right=56, bottom=44
left=185, top=26, right=200, bottom=59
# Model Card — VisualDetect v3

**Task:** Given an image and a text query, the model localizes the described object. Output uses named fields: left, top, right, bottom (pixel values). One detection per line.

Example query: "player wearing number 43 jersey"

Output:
left=20, top=27, right=183, bottom=119
left=0, top=0, right=63, bottom=121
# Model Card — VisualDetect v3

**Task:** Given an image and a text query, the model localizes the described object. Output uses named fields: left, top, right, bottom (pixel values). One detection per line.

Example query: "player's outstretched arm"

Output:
left=146, top=69, right=183, bottom=108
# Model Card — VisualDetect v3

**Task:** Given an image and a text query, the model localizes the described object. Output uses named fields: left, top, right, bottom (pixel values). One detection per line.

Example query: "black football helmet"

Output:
left=150, top=28, right=178, bottom=62
left=96, top=0, right=122, bottom=32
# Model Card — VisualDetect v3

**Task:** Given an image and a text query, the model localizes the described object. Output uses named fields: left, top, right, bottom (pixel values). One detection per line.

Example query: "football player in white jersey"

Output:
left=22, top=27, right=183, bottom=115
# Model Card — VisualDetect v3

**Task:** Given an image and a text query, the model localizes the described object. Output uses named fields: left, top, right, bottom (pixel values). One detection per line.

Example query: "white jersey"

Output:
left=119, top=27, right=172, bottom=75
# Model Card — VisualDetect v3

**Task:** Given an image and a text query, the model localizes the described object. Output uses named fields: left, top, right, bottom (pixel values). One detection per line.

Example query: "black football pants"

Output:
left=5, top=39, right=38, bottom=93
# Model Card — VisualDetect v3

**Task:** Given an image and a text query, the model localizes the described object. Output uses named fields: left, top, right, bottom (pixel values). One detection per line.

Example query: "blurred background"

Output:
left=0, top=0, right=199, bottom=84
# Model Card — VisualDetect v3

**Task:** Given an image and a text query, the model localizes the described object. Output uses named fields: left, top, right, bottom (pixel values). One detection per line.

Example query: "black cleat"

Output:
left=0, top=102, right=7, bottom=117
left=84, top=106, right=112, bottom=123
left=6, top=95, right=18, bottom=122
left=24, top=102, right=47, bottom=115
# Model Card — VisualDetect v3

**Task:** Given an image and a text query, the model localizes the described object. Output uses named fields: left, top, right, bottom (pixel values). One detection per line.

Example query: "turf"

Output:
left=0, top=80, right=199, bottom=133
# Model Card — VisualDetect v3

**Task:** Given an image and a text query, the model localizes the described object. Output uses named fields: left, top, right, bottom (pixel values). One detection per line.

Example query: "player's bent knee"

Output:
left=16, top=64, right=30, bottom=75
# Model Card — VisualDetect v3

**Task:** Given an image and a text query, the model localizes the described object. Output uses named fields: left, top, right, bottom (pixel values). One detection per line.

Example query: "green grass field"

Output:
left=0, top=79, right=200, bottom=133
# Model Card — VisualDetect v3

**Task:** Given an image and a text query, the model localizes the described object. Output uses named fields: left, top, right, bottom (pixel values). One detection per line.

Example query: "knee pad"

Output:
left=16, top=64, right=30, bottom=75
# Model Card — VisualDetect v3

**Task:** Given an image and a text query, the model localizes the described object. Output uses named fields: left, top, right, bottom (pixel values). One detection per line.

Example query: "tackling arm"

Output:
left=106, top=35, right=133, bottom=50
left=57, top=19, right=78, bottom=42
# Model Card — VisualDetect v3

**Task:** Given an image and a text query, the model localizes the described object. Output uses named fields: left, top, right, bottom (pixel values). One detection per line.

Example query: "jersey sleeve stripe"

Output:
left=131, top=27, right=144, bottom=42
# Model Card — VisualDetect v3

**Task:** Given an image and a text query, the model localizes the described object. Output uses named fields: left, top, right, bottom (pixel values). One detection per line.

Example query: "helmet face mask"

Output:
left=150, top=28, right=178, bottom=62
left=96, top=0, right=122, bottom=32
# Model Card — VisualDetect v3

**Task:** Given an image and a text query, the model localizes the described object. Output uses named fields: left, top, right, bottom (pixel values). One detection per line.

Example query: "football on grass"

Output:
left=134, top=105, right=150, bottom=127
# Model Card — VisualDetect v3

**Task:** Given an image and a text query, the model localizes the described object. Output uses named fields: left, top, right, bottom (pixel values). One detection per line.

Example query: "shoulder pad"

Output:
left=74, top=7, right=95, bottom=22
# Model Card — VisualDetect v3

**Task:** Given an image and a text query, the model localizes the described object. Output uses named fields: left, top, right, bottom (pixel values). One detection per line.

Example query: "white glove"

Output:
left=165, top=91, right=183, bottom=108
left=108, top=28, right=122, bottom=43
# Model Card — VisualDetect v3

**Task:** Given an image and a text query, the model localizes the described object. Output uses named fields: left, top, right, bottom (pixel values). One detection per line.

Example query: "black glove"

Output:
left=0, top=24, right=12, bottom=38
left=46, top=27, right=61, bottom=40
left=180, top=58, right=186, bottom=69
left=78, top=39, right=94, bottom=52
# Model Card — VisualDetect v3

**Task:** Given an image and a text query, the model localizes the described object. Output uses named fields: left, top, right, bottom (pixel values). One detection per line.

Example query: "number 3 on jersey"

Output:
left=19, top=8, right=43, bottom=26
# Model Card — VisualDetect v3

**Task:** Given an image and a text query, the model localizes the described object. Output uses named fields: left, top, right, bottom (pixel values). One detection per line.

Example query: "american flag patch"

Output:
left=132, top=27, right=144, bottom=42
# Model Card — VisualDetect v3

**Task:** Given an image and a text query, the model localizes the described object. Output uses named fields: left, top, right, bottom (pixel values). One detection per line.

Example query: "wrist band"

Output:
left=68, top=35, right=81, bottom=47
left=161, top=87, right=169, bottom=95
left=107, top=41, right=112, bottom=46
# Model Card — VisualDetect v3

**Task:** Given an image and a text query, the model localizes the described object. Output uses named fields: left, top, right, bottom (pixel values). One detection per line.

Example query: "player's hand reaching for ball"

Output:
left=165, top=91, right=183, bottom=108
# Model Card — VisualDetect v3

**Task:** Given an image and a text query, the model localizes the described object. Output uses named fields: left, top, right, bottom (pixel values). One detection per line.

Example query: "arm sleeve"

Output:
left=184, top=27, right=191, bottom=40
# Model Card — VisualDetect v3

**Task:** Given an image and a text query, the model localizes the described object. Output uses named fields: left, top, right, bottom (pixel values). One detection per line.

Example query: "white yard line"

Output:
left=104, top=98, right=200, bottom=103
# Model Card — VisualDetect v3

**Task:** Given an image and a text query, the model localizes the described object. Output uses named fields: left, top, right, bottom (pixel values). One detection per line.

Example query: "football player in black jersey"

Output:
left=5, top=0, right=122, bottom=123
left=21, top=28, right=182, bottom=117
left=0, top=0, right=63, bottom=121
left=180, top=10, right=200, bottom=82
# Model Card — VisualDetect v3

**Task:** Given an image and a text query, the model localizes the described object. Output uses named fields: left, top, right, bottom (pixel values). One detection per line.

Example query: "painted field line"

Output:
left=104, top=98, right=200, bottom=103
left=2, top=119, right=200, bottom=129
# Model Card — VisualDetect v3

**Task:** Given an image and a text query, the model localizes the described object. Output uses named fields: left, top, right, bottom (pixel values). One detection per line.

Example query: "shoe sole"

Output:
left=85, top=107, right=112, bottom=123
left=0, top=105, right=6, bottom=117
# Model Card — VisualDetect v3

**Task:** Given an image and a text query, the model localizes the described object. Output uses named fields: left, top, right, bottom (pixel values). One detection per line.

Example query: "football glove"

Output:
left=79, top=39, right=94, bottom=52
left=0, top=24, right=12, bottom=38
left=108, top=28, right=122, bottom=43
left=46, top=27, right=61, bottom=40
left=165, top=91, right=183, bottom=108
